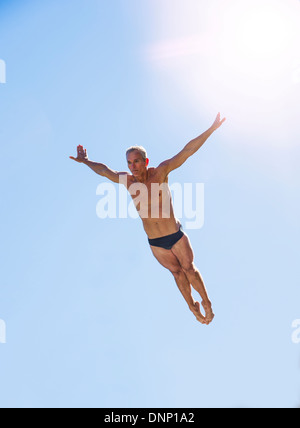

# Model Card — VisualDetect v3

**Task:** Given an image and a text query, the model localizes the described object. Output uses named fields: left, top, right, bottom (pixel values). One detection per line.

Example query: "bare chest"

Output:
left=127, top=173, right=173, bottom=219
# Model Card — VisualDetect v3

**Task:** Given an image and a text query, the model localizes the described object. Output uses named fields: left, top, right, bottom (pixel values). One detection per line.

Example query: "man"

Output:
left=70, top=113, right=226, bottom=324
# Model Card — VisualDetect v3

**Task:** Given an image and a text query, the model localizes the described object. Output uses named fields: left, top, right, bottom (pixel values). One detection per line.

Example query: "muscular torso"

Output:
left=125, top=167, right=180, bottom=239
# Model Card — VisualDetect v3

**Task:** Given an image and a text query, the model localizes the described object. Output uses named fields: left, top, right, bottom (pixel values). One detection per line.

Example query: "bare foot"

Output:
left=202, top=300, right=215, bottom=325
left=191, top=302, right=207, bottom=325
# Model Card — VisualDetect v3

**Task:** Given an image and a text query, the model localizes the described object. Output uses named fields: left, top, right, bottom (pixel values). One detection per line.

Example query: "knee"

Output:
left=182, top=262, right=197, bottom=276
left=170, top=266, right=184, bottom=279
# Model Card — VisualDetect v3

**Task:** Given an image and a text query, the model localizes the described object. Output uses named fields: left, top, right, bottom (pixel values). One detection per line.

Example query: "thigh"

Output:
left=150, top=245, right=182, bottom=273
left=171, top=233, right=194, bottom=269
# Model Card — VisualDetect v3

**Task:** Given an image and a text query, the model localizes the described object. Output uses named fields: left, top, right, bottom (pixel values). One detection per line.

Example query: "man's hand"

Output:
left=211, top=112, right=226, bottom=131
left=70, top=145, right=89, bottom=163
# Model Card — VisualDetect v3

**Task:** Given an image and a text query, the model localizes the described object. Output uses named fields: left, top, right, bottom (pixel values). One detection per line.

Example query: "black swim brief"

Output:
left=148, top=225, right=184, bottom=250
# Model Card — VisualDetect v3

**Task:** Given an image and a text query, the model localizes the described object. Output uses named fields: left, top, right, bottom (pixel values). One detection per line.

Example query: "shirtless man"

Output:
left=70, top=113, right=226, bottom=324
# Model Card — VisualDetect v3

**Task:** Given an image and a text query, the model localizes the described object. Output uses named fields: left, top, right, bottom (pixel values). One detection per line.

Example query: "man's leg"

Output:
left=150, top=245, right=207, bottom=324
left=171, top=234, right=215, bottom=324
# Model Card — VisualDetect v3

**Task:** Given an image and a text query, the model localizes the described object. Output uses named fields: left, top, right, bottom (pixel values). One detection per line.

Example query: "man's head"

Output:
left=126, top=146, right=149, bottom=177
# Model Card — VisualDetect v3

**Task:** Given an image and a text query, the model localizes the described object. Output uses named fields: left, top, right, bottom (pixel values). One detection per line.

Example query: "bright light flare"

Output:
left=218, top=0, right=300, bottom=89
left=234, top=2, right=295, bottom=59
left=144, top=0, right=300, bottom=149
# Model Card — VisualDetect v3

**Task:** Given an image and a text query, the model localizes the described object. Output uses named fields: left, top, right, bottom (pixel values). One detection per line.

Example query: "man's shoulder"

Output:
left=148, top=166, right=169, bottom=183
left=148, top=167, right=156, bottom=174
left=148, top=166, right=162, bottom=179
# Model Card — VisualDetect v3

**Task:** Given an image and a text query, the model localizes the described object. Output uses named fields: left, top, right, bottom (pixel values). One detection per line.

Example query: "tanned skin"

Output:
left=70, top=113, right=226, bottom=324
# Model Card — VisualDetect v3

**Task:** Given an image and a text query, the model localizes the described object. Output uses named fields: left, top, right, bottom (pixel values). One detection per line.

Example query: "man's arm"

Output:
left=158, top=113, right=226, bottom=175
left=70, top=145, right=128, bottom=184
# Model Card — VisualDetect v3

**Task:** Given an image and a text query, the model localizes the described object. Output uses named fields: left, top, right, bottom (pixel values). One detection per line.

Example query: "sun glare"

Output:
left=220, top=0, right=299, bottom=80
left=144, top=0, right=300, bottom=145
left=237, top=4, right=294, bottom=58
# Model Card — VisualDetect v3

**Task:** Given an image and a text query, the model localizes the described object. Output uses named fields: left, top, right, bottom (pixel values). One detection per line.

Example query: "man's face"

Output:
left=127, top=150, right=148, bottom=177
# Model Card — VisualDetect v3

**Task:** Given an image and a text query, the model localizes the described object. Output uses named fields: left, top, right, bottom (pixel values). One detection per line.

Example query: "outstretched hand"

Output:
left=70, top=145, right=89, bottom=163
left=211, top=113, right=226, bottom=131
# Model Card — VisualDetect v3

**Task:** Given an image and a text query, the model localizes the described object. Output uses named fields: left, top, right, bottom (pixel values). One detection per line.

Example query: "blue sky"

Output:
left=0, top=0, right=299, bottom=408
